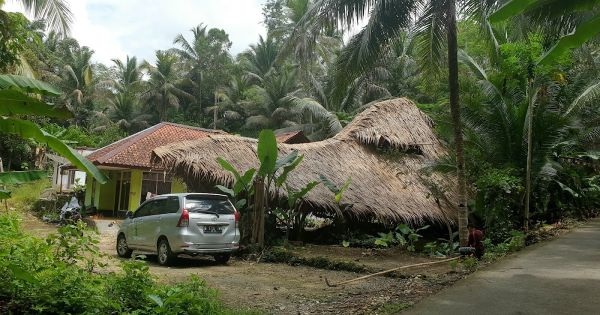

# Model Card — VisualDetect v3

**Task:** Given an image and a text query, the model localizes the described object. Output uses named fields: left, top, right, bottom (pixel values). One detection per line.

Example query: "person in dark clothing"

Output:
left=468, top=224, right=485, bottom=259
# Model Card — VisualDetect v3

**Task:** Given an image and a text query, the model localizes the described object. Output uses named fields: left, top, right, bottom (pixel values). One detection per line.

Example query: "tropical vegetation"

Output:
left=1, top=0, right=600, bottom=249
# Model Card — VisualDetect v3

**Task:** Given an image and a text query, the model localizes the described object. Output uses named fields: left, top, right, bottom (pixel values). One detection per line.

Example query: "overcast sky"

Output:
left=4, top=0, right=268, bottom=65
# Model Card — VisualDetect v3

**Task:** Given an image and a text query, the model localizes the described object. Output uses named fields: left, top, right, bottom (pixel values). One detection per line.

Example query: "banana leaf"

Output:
left=0, top=170, right=47, bottom=184
left=0, top=90, right=72, bottom=119
left=0, top=190, right=11, bottom=200
left=0, top=74, right=61, bottom=96
left=0, top=117, right=107, bottom=184
left=538, top=16, right=600, bottom=65
left=257, top=129, right=278, bottom=177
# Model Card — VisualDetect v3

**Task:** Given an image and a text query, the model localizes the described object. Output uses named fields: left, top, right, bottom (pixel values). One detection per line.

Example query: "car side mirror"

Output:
left=125, top=211, right=133, bottom=219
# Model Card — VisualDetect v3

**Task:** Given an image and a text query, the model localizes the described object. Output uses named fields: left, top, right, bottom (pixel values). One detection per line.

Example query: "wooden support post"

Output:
left=252, top=177, right=266, bottom=246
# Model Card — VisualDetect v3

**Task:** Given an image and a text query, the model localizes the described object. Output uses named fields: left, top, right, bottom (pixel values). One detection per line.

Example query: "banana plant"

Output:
left=0, top=75, right=107, bottom=200
left=489, top=0, right=600, bottom=65
left=319, top=174, right=352, bottom=216
left=275, top=180, right=320, bottom=242
left=216, top=129, right=307, bottom=245
left=215, top=157, right=256, bottom=210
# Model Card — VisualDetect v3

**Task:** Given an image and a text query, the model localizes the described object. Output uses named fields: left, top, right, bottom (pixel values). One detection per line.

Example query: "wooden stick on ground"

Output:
left=324, top=256, right=460, bottom=287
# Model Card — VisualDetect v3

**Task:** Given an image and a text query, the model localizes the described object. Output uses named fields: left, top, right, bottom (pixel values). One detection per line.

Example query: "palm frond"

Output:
left=415, top=0, right=448, bottom=77
left=566, top=80, right=600, bottom=116
left=21, top=0, right=73, bottom=35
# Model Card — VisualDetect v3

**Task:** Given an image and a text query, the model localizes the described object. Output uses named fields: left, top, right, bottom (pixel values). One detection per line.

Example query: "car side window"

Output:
left=151, top=197, right=180, bottom=215
left=164, top=197, right=180, bottom=214
left=134, top=202, right=152, bottom=218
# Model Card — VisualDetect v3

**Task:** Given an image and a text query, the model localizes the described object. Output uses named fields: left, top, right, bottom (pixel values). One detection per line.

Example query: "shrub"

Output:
left=474, top=168, right=523, bottom=243
left=374, top=224, right=429, bottom=251
left=0, top=213, right=256, bottom=315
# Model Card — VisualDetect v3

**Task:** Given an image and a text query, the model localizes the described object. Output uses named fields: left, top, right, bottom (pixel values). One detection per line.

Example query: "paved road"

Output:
left=406, top=219, right=600, bottom=315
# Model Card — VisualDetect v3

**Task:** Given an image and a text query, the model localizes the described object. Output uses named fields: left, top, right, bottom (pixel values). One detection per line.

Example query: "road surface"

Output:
left=406, top=219, right=600, bottom=315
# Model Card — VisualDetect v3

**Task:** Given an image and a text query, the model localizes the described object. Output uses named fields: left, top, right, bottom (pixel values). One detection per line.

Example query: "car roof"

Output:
left=153, top=193, right=228, bottom=198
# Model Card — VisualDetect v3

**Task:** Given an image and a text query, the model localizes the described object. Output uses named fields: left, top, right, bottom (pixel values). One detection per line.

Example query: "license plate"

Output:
left=203, top=226, right=222, bottom=234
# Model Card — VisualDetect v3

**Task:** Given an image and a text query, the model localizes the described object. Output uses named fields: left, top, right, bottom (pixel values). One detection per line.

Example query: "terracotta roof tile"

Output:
left=275, top=131, right=310, bottom=144
left=87, top=122, right=225, bottom=169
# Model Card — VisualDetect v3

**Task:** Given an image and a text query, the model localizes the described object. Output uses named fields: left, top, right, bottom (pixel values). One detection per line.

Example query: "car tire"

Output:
left=157, top=238, right=175, bottom=266
left=116, top=234, right=133, bottom=258
left=213, top=253, right=231, bottom=264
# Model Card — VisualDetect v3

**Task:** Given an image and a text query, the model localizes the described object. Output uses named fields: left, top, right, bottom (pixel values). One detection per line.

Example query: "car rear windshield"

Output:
left=184, top=196, right=235, bottom=214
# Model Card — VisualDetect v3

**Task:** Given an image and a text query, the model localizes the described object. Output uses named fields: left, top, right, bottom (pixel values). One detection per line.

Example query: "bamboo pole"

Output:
left=0, top=158, right=6, bottom=212
left=324, top=257, right=459, bottom=287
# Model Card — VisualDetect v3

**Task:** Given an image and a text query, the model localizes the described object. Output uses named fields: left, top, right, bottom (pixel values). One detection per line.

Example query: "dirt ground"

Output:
left=23, top=217, right=466, bottom=314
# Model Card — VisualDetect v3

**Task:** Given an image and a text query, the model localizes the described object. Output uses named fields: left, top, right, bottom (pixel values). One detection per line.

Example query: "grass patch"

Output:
left=262, top=247, right=369, bottom=273
left=5, top=179, right=51, bottom=211
left=378, top=302, right=411, bottom=314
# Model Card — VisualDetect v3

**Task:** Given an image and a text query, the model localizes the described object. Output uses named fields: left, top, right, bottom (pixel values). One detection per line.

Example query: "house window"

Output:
left=140, top=171, right=173, bottom=203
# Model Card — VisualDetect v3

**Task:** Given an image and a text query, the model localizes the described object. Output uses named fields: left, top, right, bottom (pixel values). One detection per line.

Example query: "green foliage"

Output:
left=0, top=170, right=46, bottom=185
left=474, top=168, right=523, bottom=243
left=43, top=122, right=126, bottom=148
left=0, top=75, right=107, bottom=187
left=490, top=0, right=600, bottom=65
left=0, top=212, right=255, bottom=314
left=257, top=129, right=278, bottom=177
left=374, top=224, right=429, bottom=252
left=0, top=74, right=61, bottom=95
left=0, top=12, right=40, bottom=71
left=424, top=240, right=459, bottom=257
left=5, top=179, right=50, bottom=210
left=461, top=256, right=479, bottom=272
left=482, top=230, right=526, bottom=264
left=378, top=302, right=411, bottom=314
left=262, top=247, right=368, bottom=273
left=319, top=175, right=351, bottom=204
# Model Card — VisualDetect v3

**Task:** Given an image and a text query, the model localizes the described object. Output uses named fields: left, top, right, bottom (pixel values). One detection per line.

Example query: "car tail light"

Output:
left=177, top=208, right=189, bottom=227
left=234, top=209, right=240, bottom=223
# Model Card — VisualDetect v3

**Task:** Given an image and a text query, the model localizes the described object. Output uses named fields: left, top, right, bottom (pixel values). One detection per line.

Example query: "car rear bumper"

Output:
left=181, top=247, right=238, bottom=254
left=174, top=241, right=239, bottom=254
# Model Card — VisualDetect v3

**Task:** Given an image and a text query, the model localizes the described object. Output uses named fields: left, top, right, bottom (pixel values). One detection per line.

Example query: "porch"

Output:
left=84, top=168, right=186, bottom=217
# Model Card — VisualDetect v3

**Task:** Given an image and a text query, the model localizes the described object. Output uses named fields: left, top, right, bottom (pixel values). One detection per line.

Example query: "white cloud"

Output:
left=4, top=0, right=267, bottom=64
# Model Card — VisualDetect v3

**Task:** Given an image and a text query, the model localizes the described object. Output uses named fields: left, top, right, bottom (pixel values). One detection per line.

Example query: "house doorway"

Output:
left=114, top=171, right=131, bottom=216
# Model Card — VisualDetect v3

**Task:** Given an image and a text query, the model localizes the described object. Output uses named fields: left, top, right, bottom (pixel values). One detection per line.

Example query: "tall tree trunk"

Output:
left=446, top=0, right=468, bottom=246
left=524, top=80, right=535, bottom=232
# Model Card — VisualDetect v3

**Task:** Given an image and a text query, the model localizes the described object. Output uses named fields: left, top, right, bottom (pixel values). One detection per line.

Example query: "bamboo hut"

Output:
left=152, top=98, right=457, bottom=224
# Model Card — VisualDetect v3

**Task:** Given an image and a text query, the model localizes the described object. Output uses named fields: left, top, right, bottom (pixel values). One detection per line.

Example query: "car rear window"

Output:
left=184, top=196, right=235, bottom=214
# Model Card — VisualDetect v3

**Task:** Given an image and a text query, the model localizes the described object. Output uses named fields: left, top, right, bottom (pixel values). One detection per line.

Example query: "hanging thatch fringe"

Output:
left=152, top=98, right=458, bottom=224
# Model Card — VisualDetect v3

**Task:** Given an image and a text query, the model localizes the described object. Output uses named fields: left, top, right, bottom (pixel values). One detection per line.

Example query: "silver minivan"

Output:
left=116, top=193, right=240, bottom=266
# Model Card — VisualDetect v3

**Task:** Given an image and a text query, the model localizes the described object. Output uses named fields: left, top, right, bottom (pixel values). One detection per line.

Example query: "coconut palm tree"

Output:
left=172, top=24, right=209, bottom=121
left=460, top=49, right=600, bottom=228
left=172, top=24, right=233, bottom=123
left=241, top=36, right=280, bottom=83
left=0, top=0, right=73, bottom=35
left=142, top=51, right=193, bottom=122
left=111, top=55, right=142, bottom=95
left=52, top=46, right=95, bottom=127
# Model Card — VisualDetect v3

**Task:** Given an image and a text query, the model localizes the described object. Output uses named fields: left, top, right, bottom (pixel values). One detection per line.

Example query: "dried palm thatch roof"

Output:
left=152, top=98, right=457, bottom=224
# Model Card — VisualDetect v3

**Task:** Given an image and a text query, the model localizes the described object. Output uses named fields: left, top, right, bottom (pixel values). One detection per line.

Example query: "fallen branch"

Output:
left=324, top=256, right=459, bottom=287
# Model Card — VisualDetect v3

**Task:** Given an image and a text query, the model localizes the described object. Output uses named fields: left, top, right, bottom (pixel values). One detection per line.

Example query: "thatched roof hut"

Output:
left=152, top=98, right=457, bottom=224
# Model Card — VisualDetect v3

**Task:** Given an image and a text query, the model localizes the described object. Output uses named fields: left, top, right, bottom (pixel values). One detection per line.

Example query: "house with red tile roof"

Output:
left=82, top=122, right=225, bottom=216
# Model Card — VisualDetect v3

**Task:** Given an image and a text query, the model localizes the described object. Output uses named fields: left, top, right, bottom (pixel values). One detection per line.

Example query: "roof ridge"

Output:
left=95, top=123, right=165, bottom=164
left=160, top=121, right=226, bottom=134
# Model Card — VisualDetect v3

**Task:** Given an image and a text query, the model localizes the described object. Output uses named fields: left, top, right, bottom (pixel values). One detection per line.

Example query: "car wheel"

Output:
left=116, top=234, right=132, bottom=258
left=213, top=253, right=231, bottom=264
left=157, top=238, right=175, bottom=266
